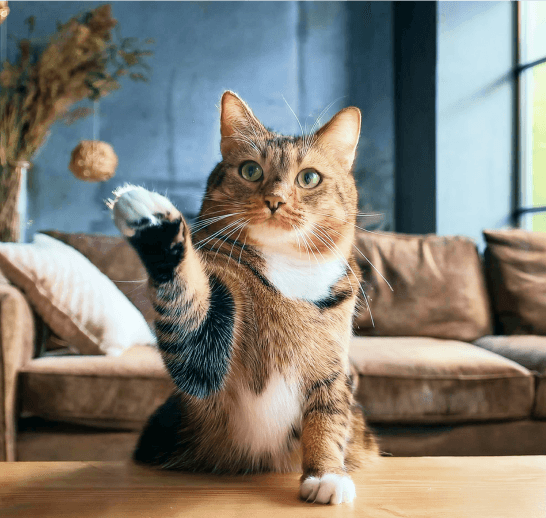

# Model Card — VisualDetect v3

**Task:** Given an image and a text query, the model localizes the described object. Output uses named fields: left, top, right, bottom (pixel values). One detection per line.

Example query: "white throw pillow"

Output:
left=0, top=233, right=156, bottom=356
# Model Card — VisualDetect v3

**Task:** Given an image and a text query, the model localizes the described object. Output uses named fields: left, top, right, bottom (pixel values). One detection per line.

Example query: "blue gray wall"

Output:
left=4, top=1, right=394, bottom=239
left=436, top=1, right=515, bottom=246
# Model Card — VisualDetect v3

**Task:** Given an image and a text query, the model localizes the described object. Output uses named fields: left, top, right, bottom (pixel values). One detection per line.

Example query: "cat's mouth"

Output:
left=266, top=216, right=290, bottom=229
left=247, top=211, right=294, bottom=232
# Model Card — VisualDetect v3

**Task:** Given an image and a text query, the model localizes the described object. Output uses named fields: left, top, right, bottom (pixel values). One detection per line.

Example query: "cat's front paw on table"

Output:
left=108, top=184, right=182, bottom=238
left=300, top=473, right=356, bottom=505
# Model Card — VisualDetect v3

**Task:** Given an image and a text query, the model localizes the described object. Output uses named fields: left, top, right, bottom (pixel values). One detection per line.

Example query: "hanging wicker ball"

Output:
left=69, top=140, right=118, bottom=182
left=0, top=2, right=9, bottom=26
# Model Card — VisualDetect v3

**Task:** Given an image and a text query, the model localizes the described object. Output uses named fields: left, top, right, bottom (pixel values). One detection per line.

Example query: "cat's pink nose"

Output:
left=264, top=195, right=285, bottom=214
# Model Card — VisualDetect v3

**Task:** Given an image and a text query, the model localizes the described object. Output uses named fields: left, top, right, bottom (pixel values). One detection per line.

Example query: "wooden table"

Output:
left=1, top=457, right=545, bottom=517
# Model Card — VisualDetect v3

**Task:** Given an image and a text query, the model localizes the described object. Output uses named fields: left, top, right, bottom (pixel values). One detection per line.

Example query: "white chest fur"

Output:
left=230, top=373, right=302, bottom=456
left=263, top=252, right=346, bottom=302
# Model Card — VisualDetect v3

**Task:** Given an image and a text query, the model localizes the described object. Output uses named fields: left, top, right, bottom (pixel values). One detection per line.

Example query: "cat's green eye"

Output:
left=296, top=169, right=321, bottom=189
left=239, top=161, right=263, bottom=182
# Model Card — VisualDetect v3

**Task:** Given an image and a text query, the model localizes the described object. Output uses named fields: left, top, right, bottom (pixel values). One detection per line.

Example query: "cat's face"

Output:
left=200, top=91, right=360, bottom=260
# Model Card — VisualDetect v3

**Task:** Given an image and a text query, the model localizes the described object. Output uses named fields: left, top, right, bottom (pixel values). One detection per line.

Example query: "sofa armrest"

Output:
left=0, top=283, right=35, bottom=461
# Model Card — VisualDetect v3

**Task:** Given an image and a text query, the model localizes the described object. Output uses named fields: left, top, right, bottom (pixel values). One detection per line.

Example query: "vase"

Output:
left=0, top=161, right=30, bottom=242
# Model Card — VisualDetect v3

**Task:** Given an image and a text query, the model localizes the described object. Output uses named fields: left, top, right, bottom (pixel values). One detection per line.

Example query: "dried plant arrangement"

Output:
left=0, top=4, right=153, bottom=241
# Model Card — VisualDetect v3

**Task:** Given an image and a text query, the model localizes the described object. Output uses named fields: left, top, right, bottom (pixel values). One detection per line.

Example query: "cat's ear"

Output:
left=220, top=91, right=265, bottom=157
left=314, top=107, right=361, bottom=172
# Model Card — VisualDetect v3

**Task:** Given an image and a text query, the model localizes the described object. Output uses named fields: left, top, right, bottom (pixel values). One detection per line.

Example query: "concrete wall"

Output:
left=4, top=1, right=394, bottom=239
left=436, top=1, right=515, bottom=246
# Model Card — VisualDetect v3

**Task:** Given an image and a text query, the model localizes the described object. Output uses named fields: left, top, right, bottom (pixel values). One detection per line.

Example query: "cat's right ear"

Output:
left=220, top=91, right=265, bottom=156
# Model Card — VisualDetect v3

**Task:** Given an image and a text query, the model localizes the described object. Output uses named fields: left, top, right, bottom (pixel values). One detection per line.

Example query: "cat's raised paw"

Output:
left=108, top=185, right=181, bottom=237
left=300, top=474, right=356, bottom=505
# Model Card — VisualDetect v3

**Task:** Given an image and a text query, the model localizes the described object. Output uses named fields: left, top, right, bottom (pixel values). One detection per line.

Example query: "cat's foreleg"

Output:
left=299, top=375, right=356, bottom=505
left=109, top=185, right=234, bottom=399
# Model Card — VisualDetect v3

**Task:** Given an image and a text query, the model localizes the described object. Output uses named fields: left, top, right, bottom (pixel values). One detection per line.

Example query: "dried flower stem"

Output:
left=0, top=4, right=152, bottom=241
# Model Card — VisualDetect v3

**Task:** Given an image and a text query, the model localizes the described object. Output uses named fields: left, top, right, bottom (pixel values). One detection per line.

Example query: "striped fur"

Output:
left=110, top=91, right=378, bottom=504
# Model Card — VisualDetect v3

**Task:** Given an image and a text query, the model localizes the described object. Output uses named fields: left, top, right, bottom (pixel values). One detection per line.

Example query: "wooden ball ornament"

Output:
left=69, top=140, right=118, bottom=182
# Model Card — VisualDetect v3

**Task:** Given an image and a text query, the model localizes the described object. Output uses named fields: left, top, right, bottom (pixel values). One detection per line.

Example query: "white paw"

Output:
left=300, top=473, right=356, bottom=505
left=108, top=184, right=180, bottom=237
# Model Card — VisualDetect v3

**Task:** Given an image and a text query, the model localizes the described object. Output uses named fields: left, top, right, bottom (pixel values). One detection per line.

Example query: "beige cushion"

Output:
left=474, top=335, right=546, bottom=419
left=353, top=231, right=493, bottom=342
left=0, top=234, right=156, bottom=356
left=349, top=336, right=534, bottom=424
left=19, top=346, right=173, bottom=429
left=483, top=228, right=546, bottom=335
left=42, top=230, right=154, bottom=326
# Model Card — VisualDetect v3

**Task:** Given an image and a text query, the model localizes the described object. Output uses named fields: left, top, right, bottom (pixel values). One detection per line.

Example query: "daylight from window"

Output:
left=520, top=1, right=546, bottom=231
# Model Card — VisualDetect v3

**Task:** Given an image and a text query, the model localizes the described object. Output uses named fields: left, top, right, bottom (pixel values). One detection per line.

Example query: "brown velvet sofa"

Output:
left=1, top=227, right=546, bottom=462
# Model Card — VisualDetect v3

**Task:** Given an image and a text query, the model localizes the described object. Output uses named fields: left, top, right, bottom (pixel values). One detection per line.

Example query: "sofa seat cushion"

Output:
left=353, top=231, right=493, bottom=342
left=349, top=337, right=534, bottom=424
left=474, top=335, right=546, bottom=418
left=19, top=346, right=174, bottom=430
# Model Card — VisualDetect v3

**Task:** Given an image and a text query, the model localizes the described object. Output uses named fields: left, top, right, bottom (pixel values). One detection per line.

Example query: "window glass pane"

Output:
left=521, top=1, right=546, bottom=65
left=520, top=65, right=546, bottom=231
left=531, top=63, right=546, bottom=231
left=530, top=212, right=546, bottom=232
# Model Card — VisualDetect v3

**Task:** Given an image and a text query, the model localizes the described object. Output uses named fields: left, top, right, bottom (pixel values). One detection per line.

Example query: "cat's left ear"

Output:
left=314, top=107, right=361, bottom=172
left=220, top=91, right=266, bottom=157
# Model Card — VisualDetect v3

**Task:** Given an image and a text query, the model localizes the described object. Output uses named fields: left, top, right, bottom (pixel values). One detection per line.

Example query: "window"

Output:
left=518, top=1, right=546, bottom=231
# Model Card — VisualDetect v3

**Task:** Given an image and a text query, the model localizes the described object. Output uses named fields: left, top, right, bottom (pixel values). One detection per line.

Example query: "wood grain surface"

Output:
left=1, top=456, right=545, bottom=517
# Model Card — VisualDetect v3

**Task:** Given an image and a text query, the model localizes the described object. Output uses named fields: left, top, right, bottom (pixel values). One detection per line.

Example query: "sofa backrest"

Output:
left=353, top=231, right=493, bottom=342
left=484, top=228, right=546, bottom=336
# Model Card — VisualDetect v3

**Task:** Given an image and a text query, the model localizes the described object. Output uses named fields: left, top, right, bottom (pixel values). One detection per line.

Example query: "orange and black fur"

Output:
left=109, top=91, right=378, bottom=505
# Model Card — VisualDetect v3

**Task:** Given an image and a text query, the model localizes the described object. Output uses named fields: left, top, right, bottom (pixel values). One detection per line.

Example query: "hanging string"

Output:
left=92, top=99, right=99, bottom=162
left=69, top=97, right=117, bottom=182
left=0, top=5, right=6, bottom=62
left=93, top=99, right=99, bottom=141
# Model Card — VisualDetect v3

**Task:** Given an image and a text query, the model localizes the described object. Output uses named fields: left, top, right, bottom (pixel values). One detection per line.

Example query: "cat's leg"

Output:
left=299, top=373, right=358, bottom=505
left=108, top=185, right=235, bottom=399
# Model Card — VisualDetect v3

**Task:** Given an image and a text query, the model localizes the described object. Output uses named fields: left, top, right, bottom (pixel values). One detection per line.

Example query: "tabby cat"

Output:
left=108, top=91, right=378, bottom=505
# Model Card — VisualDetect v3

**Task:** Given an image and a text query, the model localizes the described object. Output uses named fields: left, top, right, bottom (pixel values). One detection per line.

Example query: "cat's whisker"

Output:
left=312, top=225, right=374, bottom=326
left=227, top=220, right=249, bottom=268
left=297, top=227, right=323, bottom=268
left=309, top=96, right=346, bottom=136
left=307, top=210, right=384, bottom=235
left=197, top=205, right=247, bottom=220
left=203, top=218, right=246, bottom=250
left=237, top=232, right=248, bottom=268
left=306, top=226, right=354, bottom=297
left=315, top=222, right=393, bottom=292
left=194, top=218, right=245, bottom=250
left=211, top=219, right=248, bottom=262
left=111, top=278, right=148, bottom=283
left=194, top=207, right=244, bottom=224
left=294, top=225, right=313, bottom=263
left=191, top=212, right=244, bottom=234
left=282, top=94, right=305, bottom=143
left=291, top=225, right=304, bottom=260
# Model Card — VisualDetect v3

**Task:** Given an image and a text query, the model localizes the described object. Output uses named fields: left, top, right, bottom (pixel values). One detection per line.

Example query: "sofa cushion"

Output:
left=353, top=231, right=492, bottom=342
left=349, top=336, right=534, bottom=424
left=42, top=230, right=155, bottom=326
left=19, top=346, right=174, bottom=429
left=0, top=234, right=156, bottom=356
left=474, top=335, right=546, bottom=419
left=483, top=228, right=546, bottom=335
